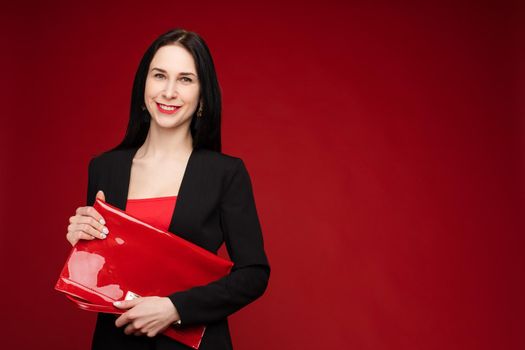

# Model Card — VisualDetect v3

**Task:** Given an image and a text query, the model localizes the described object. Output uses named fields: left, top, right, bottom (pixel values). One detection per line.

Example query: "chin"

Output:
left=155, top=121, right=180, bottom=129
left=153, top=116, right=188, bottom=129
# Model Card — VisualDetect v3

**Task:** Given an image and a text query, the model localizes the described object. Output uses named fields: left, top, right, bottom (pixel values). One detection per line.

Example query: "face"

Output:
left=144, top=44, right=201, bottom=130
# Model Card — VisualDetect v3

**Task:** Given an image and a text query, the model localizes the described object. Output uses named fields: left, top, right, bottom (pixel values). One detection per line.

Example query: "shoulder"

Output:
left=196, top=148, right=252, bottom=180
left=196, top=149, right=250, bottom=188
left=90, top=149, right=127, bottom=166
left=196, top=148, right=243, bottom=167
left=87, top=148, right=131, bottom=172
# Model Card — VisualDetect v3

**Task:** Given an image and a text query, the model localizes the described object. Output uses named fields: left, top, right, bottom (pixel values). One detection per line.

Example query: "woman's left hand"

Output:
left=114, top=296, right=181, bottom=337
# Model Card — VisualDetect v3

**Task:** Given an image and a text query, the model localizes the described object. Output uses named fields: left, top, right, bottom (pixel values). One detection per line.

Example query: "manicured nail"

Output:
left=113, top=301, right=121, bottom=306
left=101, top=233, right=107, bottom=239
left=102, top=227, right=109, bottom=234
left=99, top=218, right=106, bottom=225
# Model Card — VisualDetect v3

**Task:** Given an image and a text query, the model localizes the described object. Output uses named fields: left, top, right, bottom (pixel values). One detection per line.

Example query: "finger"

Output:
left=145, top=324, right=160, bottom=338
left=132, top=320, right=153, bottom=337
left=138, top=320, right=157, bottom=336
left=96, top=190, right=105, bottom=202
left=76, top=206, right=106, bottom=226
left=115, top=313, right=131, bottom=328
left=66, top=231, right=95, bottom=246
left=73, top=223, right=106, bottom=240
left=69, top=216, right=109, bottom=236
left=75, top=231, right=96, bottom=242
left=124, top=321, right=146, bottom=336
left=124, top=323, right=137, bottom=335
left=113, top=298, right=142, bottom=309
left=70, top=222, right=107, bottom=240
left=146, top=330, right=156, bottom=338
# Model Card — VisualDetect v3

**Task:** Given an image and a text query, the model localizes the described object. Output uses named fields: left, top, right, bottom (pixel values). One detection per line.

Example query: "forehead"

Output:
left=149, top=44, right=197, bottom=74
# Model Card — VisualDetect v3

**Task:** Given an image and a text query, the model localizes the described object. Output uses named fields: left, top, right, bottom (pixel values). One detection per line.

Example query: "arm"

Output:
left=86, top=157, right=98, bottom=207
left=168, top=158, right=271, bottom=325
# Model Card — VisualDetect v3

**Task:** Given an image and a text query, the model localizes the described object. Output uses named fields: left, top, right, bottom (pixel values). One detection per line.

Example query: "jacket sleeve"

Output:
left=86, top=157, right=98, bottom=207
left=168, top=158, right=271, bottom=325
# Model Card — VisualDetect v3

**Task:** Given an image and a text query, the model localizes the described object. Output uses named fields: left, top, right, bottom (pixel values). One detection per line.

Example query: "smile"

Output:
left=156, top=102, right=181, bottom=115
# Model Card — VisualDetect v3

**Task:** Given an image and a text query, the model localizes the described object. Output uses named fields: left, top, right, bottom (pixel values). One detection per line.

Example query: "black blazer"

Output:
left=86, top=146, right=271, bottom=350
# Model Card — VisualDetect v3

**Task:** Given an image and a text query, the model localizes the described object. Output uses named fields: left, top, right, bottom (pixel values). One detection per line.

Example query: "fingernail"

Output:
left=101, top=233, right=107, bottom=239
left=102, top=227, right=109, bottom=234
left=114, top=301, right=121, bottom=306
left=99, top=218, right=106, bottom=225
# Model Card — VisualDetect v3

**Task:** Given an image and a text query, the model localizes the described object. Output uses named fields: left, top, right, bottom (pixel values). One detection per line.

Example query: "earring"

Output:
left=141, top=105, right=150, bottom=123
left=197, top=103, right=203, bottom=118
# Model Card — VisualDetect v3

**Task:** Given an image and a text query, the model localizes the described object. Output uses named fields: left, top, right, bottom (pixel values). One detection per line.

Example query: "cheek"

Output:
left=144, top=80, right=161, bottom=98
left=144, top=85, right=152, bottom=99
left=180, top=86, right=200, bottom=103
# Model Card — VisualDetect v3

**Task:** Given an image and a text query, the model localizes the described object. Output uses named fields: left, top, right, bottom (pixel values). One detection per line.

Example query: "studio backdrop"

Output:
left=1, top=1, right=524, bottom=349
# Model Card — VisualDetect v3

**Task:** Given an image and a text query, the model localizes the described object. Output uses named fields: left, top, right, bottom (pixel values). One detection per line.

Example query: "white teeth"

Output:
left=159, top=104, right=176, bottom=111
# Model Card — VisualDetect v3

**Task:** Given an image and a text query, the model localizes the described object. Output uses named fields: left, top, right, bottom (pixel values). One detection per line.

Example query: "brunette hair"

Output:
left=109, top=28, right=222, bottom=152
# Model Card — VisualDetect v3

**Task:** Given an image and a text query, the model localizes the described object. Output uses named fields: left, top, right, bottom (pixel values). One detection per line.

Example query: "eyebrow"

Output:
left=151, top=67, right=197, bottom=76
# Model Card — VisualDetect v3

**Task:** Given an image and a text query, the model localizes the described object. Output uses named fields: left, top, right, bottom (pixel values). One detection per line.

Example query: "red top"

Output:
left=125, top=195, right=177, bottom=231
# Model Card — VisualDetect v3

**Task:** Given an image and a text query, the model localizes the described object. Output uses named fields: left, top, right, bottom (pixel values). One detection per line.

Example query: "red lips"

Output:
left=156, top=102, right=181, bottom=115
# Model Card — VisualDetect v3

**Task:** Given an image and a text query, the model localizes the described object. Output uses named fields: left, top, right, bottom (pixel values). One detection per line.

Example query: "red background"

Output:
left=2, top=1, right=524, bottom=349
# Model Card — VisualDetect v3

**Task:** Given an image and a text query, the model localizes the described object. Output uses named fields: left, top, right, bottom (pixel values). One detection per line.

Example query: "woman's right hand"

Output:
left=66, top=190, right=109, bottom=246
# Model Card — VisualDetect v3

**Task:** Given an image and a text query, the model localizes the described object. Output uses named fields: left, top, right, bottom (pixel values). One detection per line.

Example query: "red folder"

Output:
left=55, top=198, right=234, bottom=349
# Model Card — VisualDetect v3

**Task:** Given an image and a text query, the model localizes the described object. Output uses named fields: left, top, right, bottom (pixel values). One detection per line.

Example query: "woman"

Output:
left=65, top=28, right=271, bottom=350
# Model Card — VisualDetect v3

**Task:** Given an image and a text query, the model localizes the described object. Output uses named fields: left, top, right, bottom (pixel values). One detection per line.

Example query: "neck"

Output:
left=137, top=123, right=193, bottom=161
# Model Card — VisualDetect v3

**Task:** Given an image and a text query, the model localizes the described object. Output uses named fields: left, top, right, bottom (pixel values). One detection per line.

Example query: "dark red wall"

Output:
left=2, top=1, right=524, bottom=349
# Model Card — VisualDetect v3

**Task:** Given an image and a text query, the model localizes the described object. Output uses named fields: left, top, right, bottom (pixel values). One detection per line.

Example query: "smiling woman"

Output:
left=64, top=28, right=270, bottom=350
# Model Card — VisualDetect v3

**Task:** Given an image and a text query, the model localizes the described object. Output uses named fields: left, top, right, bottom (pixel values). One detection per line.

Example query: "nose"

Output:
left=162, top=79, right=178, bottom=99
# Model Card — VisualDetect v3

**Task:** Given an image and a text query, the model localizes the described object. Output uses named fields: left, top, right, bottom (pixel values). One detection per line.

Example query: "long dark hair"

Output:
left=107, top=28, right=222, bottom=153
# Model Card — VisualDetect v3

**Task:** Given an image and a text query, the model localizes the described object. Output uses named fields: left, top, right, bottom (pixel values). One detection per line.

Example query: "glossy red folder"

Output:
left=55, top=198, right=234, bottom=349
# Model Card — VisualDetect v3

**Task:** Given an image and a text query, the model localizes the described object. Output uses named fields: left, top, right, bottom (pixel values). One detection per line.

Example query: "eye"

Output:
left=154, top=73, right=165, bottom=79
left=180, top=77, right=193, bottom=83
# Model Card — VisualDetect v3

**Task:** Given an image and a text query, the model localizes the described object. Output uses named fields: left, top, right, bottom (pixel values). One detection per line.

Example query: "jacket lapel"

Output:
left=110, top=146, right=139, bottom=211
left=167, top=147, right=198, bottom=237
